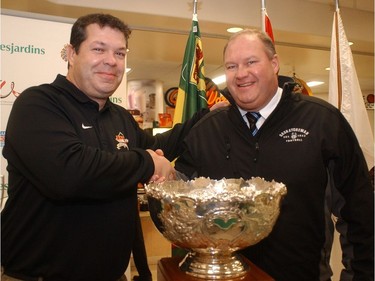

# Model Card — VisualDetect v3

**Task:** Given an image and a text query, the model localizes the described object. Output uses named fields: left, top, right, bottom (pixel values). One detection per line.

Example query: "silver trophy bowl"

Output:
left=145, top=177, right=287, bottom=280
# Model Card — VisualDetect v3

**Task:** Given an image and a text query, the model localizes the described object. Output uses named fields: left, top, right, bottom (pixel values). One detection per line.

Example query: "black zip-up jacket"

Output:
left=1, top=74, right=208, bottom=281
left=175, top=83, right=374, bottom=281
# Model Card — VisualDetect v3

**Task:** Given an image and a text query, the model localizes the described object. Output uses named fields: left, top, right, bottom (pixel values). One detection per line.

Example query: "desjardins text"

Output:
left=1, top=43, right=46, bottom=55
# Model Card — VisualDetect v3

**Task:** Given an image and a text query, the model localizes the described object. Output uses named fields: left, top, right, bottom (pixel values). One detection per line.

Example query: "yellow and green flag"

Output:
left=173, top=14, right=207, bottom=125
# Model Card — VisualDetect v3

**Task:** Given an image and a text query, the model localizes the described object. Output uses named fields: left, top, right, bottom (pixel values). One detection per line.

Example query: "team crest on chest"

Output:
left=279, top=127, right=310, bottom=143
left=115, top=132, right=129, bottom=150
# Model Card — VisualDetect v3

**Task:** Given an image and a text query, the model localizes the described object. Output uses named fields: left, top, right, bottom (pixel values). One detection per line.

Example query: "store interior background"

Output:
left=1, top=1, right=374, bottom=280
left=2, top=0, right=374, bottom=118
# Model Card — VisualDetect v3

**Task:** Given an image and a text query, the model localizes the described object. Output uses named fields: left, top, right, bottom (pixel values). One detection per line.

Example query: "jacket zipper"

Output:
left=254, top=142, right=260, bottom=163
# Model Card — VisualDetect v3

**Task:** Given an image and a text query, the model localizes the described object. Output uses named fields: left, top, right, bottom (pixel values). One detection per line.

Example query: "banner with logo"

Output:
left=1, top=14, right=72, bottom=187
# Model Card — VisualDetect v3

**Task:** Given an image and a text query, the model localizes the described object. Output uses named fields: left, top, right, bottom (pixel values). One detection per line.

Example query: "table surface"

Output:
left=157, top=256, right=275, bottom=281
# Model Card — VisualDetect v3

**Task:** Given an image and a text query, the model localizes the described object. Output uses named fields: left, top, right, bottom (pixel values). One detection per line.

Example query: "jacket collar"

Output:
left=53, top=74, right=112, bottom=112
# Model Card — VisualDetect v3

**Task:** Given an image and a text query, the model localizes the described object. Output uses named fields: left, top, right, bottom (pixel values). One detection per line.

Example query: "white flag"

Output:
left=328, top=9, right=374, bottom=169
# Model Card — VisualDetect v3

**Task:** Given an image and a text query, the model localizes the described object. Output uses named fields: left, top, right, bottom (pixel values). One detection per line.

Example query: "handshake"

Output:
left=146, top=149, right=176, bottom=183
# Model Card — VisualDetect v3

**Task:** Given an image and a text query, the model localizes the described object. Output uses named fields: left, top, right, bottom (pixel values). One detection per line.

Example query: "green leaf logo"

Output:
left=213, top=218, right=237, bottom=230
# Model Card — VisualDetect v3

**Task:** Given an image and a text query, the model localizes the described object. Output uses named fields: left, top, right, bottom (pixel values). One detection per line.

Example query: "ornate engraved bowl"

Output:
left=145, top=177, right=287, bottom=280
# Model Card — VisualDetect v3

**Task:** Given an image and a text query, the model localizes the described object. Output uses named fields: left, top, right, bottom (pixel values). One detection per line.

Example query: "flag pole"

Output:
left=193, top=0, right=198, bottom=15
left=334, top=0, right=342, bottom=109
left=261, top=0, right=266, bottom=32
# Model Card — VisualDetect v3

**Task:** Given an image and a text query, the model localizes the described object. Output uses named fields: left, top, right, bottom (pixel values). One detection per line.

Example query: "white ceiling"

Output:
left=1, top=0, right=374, bottom=97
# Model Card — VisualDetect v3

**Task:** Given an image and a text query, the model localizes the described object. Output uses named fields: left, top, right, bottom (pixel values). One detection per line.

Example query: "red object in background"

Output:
left=265, top=13, right=274, bottom=43
left=366, top=94, right=374, bottom=104
left=158, top=113, right=172, bottom=128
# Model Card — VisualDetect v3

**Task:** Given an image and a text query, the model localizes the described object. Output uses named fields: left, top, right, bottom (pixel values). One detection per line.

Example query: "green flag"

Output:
left=173, top=14, right=207, bottom=125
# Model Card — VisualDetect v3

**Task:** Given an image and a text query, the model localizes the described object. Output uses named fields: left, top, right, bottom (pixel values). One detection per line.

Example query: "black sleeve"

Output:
left=327, top=113, right=374, bottom=279
left=151, top=108, right=209, bottom=161
left=3, top=88, right=154, bottom=200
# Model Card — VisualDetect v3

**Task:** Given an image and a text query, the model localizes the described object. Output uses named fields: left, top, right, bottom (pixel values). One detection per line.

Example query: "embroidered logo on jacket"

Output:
left=81, top=123, right=93, bottom=129
left=115, top=132, right=129, bottom=150
left=279, top=128, right=309, bottom=143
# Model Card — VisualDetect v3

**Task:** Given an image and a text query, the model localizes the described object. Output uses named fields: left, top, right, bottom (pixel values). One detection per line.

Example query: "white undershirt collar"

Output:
left=239, top=87, right=283, bottom=129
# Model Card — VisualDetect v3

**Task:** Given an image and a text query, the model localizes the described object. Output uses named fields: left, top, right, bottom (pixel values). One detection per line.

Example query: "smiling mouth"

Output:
left=100, top=72, right=115, bottom=76
left=238, top=82, right=255, bottom=87
left=97, top=72, right=117, bottom=80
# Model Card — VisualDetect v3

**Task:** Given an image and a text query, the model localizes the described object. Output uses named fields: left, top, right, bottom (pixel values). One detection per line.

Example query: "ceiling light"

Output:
left=306, top=81, right=324, bottom=87
left=212, top=74, right=226, bottom=85
left=227, top=27, right=243, bottom=33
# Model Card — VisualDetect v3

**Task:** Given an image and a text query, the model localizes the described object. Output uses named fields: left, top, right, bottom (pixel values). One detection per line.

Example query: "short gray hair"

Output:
left=223, top=29, right=276, bottom=59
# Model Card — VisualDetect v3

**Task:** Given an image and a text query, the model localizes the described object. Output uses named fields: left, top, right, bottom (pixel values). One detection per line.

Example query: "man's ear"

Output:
left=65, top=44, right=76, bottom=67
left=271, top=54, right=280, bottom=74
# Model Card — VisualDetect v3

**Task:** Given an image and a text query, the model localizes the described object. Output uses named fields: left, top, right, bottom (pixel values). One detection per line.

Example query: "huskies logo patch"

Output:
left=115, top=132, right=129, bottom=150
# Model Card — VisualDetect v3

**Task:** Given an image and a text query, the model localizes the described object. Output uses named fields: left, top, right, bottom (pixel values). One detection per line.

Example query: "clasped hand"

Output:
left=146, top=149, right=176, bottom=183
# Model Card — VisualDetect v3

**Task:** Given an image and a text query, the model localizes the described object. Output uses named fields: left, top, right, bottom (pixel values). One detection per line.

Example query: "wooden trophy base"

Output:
left=157, top=256, right=274, bottom=281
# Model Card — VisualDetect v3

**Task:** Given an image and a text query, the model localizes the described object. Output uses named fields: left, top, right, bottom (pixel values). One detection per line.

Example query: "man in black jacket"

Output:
left=175, top=29, right=374, bottom=281
left=1, top=13, right=226, bottom=281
